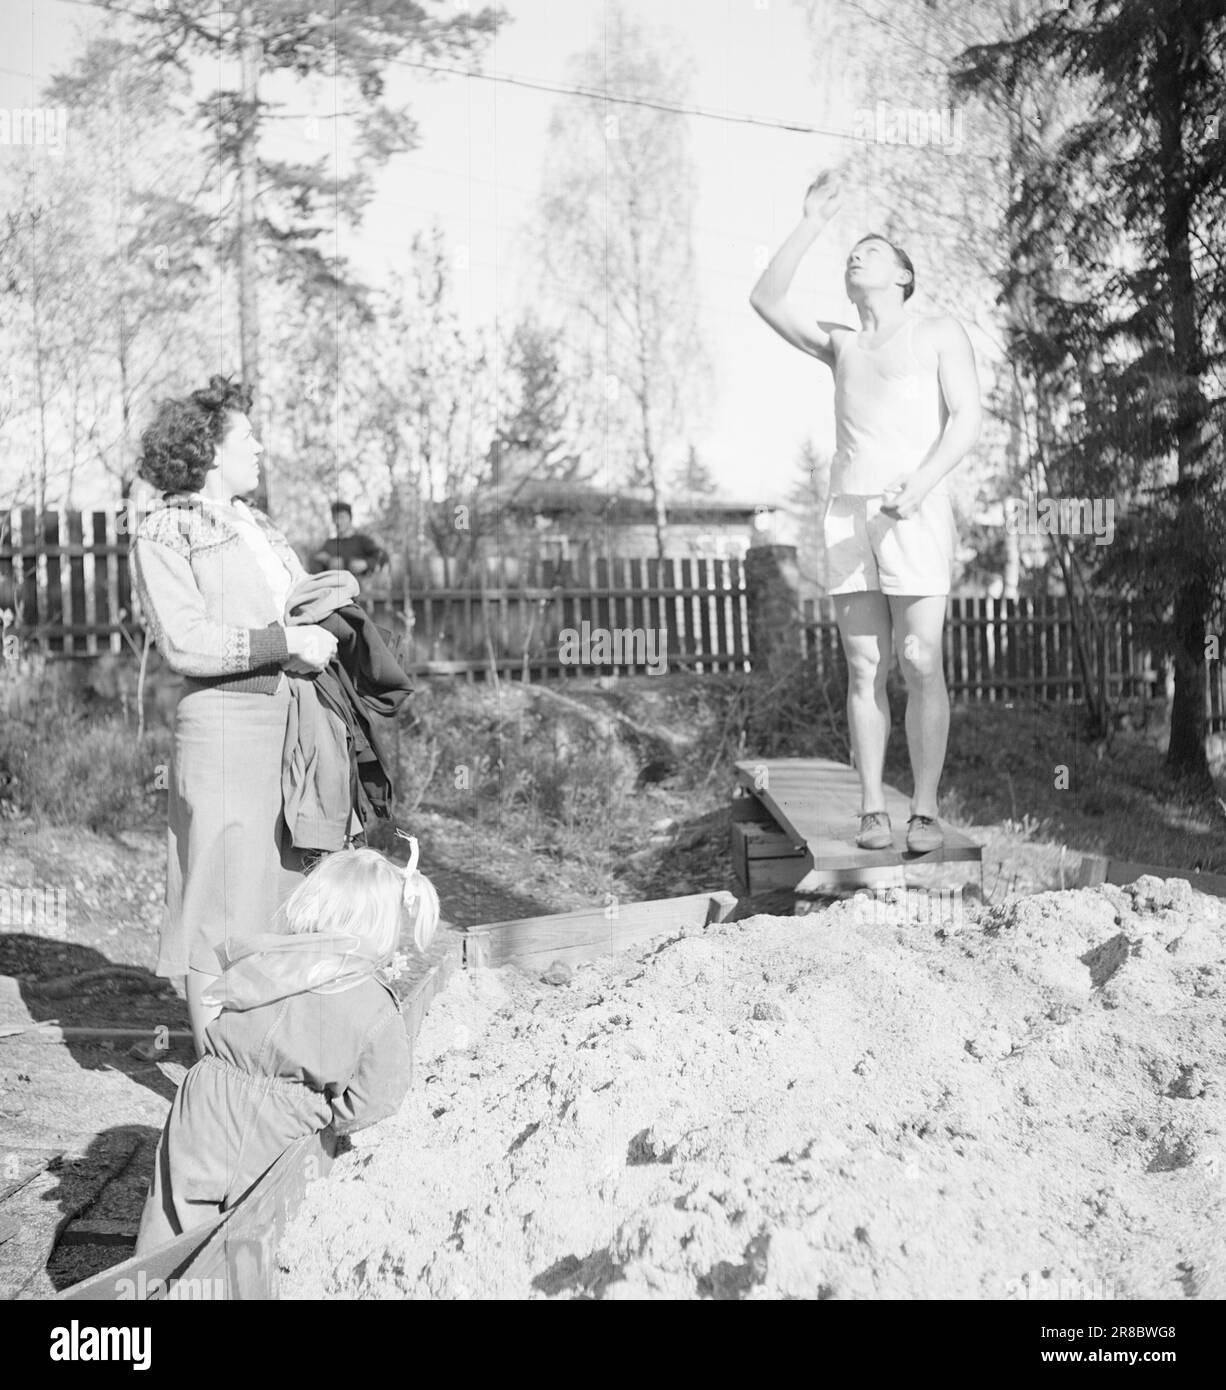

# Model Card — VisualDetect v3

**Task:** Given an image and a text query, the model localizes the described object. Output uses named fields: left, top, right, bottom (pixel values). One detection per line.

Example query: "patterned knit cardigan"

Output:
left=132, top=495, right=307, bottom=694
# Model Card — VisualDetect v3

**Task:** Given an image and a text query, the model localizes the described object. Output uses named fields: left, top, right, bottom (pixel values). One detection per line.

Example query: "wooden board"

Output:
left=731, top=822, right=809, bottom=896
left=1076, top=855, right=1226, bottom=899
left=179, top=1129, right=338, bottom=1300
left=398, top=933, right=462, bottom=1079
left=734, top=758, right=981, bottom=875
left=58, top=1219, right=141, bottom=1247
left=730, top=824, right=906, bottom=896
left=463, top=891, right=739, bottom=970
left=734, top=821, right=812, bottom=863
left=55, top=1217, right=226, bottom=1301
left=21, top=1025, right=194, bottom=1046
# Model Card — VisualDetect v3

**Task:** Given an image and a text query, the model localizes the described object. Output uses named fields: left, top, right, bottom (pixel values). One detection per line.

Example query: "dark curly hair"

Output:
left=137, top=375, right=254, bottom=494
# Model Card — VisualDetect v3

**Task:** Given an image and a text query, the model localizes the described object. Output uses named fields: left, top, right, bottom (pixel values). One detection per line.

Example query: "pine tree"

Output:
left=957, top=0, right=1226, bottom=783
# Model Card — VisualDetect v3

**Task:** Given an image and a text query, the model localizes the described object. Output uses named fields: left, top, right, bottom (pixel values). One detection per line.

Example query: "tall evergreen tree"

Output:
left=957, top=0, right=1226, bottom=782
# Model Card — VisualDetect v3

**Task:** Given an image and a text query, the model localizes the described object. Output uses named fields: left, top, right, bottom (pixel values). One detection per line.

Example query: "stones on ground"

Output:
left=541, top=960, right=573, bottom=987
left=751, top=999, right=784, bottom=1022
left=966, top=1027, right=1012, bottom=1061
left=1169, top=1065, right=1208, bottom=1100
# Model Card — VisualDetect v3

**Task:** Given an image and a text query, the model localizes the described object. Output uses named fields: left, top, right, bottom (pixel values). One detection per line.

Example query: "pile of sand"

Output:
left=279, top=877, right=1226, bottom=1299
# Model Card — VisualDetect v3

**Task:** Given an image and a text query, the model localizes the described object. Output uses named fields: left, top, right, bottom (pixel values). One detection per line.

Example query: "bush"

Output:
left=0, top=656, right=171, bottom=831
left=391, top=682, right=637, bottom=839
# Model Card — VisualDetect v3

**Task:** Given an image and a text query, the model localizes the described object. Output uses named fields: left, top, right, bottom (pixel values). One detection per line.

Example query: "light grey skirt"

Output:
left=161, top=680, right=307, bottom=978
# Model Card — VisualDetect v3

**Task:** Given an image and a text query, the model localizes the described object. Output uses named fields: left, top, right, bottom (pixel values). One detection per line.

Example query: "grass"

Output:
left=4, top=654, right=1222, bottom=899
left=386, top=670, right=1226, bottom=910
left=0, top=658, right=172, bottom=833
left=933, top=700, right=1226, bottom=875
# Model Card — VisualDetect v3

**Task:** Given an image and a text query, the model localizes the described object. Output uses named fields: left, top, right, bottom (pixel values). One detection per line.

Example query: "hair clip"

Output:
left=394, top=828, right=421, bottom=902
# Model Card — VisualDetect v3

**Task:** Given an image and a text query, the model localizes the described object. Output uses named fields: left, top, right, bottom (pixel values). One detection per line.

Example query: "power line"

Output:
left=384, top=55, right=855, bottom=141
left=45, top=0, right=861, bottom=142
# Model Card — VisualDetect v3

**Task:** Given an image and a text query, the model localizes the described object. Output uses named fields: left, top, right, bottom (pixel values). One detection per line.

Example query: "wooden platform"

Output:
left=733, top=757, right=981, bottom=891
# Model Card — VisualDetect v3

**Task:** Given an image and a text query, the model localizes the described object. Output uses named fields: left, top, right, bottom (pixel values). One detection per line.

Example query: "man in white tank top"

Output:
left=749, top=169, right=982, bottom=854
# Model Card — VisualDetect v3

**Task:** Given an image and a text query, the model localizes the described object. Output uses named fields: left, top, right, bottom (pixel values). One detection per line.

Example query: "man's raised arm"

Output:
left=749, top=170, right=851, bottom=369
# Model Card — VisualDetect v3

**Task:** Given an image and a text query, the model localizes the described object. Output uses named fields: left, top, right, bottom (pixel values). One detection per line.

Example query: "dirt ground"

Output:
left=0, top=815, right=590, bottom=1294
left=278, top=875, right=1226, bottom=1300
left=0, top=795, right=1148, bottom=1297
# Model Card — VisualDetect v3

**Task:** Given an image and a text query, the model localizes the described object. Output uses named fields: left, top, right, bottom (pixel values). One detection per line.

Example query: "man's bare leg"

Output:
left=833, top=592, right=893, bottom=813
left=888, top=594, right=949, bottom=819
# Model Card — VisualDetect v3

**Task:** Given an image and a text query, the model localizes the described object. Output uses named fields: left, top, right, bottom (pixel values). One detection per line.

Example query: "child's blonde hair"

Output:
left=280, top=844, right=440, bottom=958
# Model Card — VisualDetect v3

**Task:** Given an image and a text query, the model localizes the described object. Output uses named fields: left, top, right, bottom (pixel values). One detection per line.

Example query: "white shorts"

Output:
left=823, top=491, right=956, bottom=597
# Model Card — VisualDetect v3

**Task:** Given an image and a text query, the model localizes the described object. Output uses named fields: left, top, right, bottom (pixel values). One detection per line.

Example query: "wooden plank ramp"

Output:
left=53, top=931, right=462, bottom=1302
left=734, top=757, right=981, bottom=891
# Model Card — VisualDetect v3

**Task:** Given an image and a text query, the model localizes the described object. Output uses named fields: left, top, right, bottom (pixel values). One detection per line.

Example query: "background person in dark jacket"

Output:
left=310, top=502, right=389, bottom=578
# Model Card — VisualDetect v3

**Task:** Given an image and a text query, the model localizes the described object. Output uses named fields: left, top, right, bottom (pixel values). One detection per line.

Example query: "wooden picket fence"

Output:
left=0, top=510, right=750, bottom=674
left=0, top=507, right=134, bottom=655
left=2, top=509, right=1224, bottom=730
left=366, top=555, right=751, bottom=679
left=805, top=594, right=1226, bottom=731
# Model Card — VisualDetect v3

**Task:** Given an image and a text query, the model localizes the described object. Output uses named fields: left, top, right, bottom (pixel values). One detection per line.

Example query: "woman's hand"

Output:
left=284, top=624, right=338, bottom=674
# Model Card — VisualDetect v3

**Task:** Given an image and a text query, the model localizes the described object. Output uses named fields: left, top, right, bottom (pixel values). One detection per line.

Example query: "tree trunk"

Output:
left=1003, top=381, right=1022, bottom=601
left=642, top=429, right=669, bottom=561
left=29, top=211, right=49, bottom=516
left=1154, top=18, right=1211, bottom=783
left=237, top=5, right=266, bottom=510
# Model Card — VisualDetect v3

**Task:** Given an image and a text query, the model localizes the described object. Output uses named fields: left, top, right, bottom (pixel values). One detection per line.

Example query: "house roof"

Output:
left=498, top=478, right=776, bottom=520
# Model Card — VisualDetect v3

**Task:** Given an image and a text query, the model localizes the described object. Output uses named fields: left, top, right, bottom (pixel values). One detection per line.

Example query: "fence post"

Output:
left=744, top=543, right=803, bottom=675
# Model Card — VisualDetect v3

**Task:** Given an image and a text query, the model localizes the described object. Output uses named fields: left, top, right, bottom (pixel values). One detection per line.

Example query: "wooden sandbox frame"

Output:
left=54, top=890, right=737, bottom=1301
left=49, top=843, right=1226, bottom=1300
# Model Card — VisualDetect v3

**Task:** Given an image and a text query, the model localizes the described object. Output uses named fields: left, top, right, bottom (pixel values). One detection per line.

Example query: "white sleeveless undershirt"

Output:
left=829, top=317, right=947, bottom=497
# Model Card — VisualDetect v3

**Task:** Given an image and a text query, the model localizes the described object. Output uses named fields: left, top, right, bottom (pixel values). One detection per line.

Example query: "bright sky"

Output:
left=1, top=0, right=884, bottom=504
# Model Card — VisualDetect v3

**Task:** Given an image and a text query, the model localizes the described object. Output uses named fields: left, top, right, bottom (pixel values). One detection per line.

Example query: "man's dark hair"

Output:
left=137, top=375, right=253, bottom=494
left=855, top=233, right=915, bottom=302
left=331, top=502, right=353, bottom=519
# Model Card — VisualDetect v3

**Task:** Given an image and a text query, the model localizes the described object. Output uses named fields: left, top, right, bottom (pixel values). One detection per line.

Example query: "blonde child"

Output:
left=135, top=837, right=440, bottom=1253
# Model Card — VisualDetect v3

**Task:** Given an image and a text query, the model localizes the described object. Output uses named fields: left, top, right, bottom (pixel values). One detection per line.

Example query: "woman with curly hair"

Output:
left=132, top=375, right=341, bottom=1054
